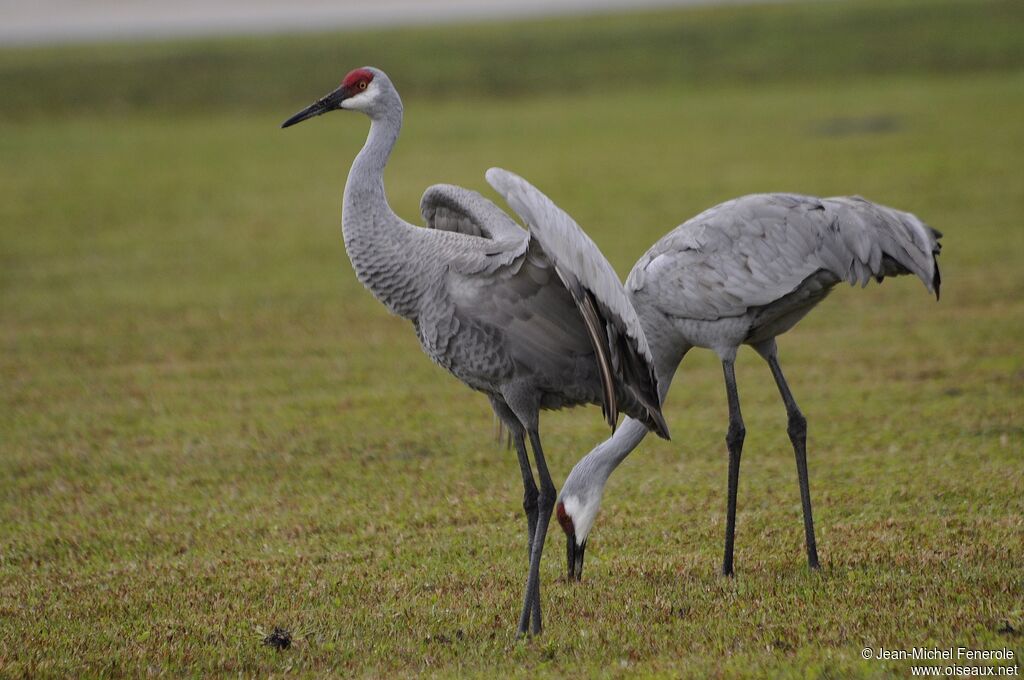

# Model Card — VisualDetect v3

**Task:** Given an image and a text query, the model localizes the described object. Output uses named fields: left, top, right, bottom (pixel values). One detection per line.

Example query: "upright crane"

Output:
left=282, top=67, right=669, bottom=636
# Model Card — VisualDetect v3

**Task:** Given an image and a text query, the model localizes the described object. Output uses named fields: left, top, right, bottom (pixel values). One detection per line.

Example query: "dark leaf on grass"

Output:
left=263, top=627, right=292, bottom=650
left=997, top=622, right=1019, bottom=637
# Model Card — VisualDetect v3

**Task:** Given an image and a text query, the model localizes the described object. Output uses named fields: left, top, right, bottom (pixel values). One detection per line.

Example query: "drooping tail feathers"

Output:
left=822, top=196, right=942, bottom=299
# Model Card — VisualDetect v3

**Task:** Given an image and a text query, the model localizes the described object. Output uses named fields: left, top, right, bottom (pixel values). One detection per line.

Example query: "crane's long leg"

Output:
left=721, top=357, right=746, bottom=577
left=512, top=428, right=544, bottom=634
left=490, top=399, right=538, bottom=559
left=512, top=430, right=540, bottom=563
left=490, top=398, right=541, bottom=632
left=517, top=428, right=556, bottom=637
left=756, top=341, right=820, bottom=570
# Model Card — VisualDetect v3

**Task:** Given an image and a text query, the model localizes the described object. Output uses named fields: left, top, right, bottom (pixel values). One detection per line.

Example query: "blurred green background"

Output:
left=1, top=0, right=1022, bottom=676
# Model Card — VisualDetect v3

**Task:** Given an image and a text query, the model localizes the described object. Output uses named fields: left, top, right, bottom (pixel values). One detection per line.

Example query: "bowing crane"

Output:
left=555, top=192, right=942, bottom=580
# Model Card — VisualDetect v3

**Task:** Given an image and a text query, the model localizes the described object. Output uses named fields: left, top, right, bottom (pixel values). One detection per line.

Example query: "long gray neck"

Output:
left=581, top=417, right=651, bottom=485
left=342, top=101, right=424, bottom=320
left=345, top=105, right=401, bottom=205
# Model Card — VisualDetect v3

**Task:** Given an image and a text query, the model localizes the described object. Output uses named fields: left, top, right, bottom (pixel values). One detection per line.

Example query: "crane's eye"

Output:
left=358, top=81, right=368, bottom=90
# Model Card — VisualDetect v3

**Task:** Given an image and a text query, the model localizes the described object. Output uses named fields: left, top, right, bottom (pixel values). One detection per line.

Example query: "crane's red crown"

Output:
left=342, top=68, right=375, bottom=91
left=556, top=501, right=573, bottom=535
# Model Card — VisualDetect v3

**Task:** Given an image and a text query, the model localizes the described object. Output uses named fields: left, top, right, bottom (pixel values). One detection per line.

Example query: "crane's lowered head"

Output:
left=556, top=452, right=615, bottom=583
left=281, top=67, right=401, bottom=128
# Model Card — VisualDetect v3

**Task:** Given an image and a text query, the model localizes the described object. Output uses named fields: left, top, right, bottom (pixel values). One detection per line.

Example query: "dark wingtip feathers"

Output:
left=929, top=224, right=942, bottom=300
left=578, top=291, right=618, bottom=433
left=650, top=407, right=671, bottom=441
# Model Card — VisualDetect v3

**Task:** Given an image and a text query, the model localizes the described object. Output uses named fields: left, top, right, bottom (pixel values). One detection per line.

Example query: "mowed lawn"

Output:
left=1, top=0, right=1023, bottom=676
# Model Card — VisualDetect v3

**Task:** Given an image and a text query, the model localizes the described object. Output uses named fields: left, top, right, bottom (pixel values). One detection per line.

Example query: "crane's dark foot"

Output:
left=515, top=609, right=532, bottom=639
left=515, top=601, right=542, bottom=638
left=803, top=503, right=820, bottom=571
left=528, top=584, right=542, bottom=635
left=721, top=535, right=736, bottom=577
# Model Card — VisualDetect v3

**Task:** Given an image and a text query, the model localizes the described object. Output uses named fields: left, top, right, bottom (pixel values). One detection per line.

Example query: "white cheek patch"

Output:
left=341, top=83, right=380, bottom=110
left=562, top=494, right=600, bottom=546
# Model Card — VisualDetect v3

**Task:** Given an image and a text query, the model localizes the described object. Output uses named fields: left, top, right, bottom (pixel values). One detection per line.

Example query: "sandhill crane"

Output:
left=555, top=193, right=942, bottom=580
left=281, top=67, right=669, bottom=636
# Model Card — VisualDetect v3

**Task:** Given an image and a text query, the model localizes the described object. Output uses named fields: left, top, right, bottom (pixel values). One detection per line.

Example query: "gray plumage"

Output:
left=556, top=191, right=942, bottom=582
left=281, top=67, right=668, bottom=637
left=630, top=194, right=940, bottom=333
left=411, top=172, right=667, bottom=433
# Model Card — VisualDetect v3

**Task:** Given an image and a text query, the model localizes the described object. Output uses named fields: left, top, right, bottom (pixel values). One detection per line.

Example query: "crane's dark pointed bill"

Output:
left=567, top=534, right=586, bottom=582
left=281, top=88, right=346, bottom=128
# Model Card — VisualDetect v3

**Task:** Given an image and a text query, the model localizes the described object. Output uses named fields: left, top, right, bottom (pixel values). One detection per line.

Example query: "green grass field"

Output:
left=2, top=0, right=1023, bottom=676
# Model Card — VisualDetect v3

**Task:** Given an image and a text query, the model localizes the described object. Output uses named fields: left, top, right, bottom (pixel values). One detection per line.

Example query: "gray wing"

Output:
left=421, top=183, right=527, bottom=241
left=628, top=193, right=942, bottom=321
left=420, top=183, right=530, bottom=275
left=486, top=167, right=668, bottom=439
